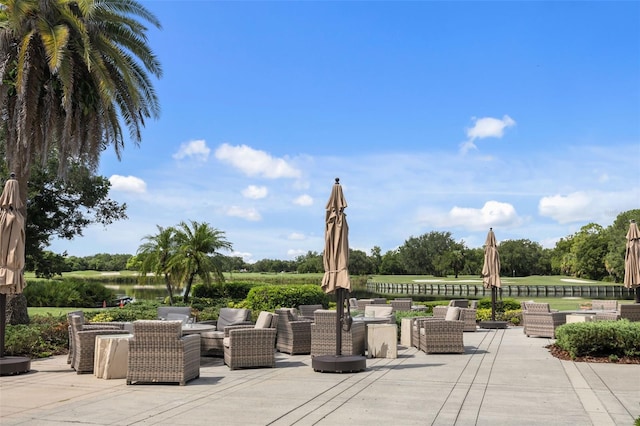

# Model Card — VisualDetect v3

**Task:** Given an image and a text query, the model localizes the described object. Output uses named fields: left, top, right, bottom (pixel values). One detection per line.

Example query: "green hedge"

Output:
left=555, top=320, right=640, bottom=358
left=244, top=284, right=329, bottom=312
left=4, top=314, right=69, bottom=358
left=23, top=279, right=115, bottom=308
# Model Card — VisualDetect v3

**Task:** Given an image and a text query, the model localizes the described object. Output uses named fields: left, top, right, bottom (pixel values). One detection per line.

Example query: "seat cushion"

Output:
left=445, top=307, right=460, bottom=321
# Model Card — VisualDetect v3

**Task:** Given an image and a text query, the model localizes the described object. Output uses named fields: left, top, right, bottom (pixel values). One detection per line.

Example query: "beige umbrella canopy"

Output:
left=624, top=220, right=640, bottom=303
left=481, top=228, right=501, bottom=290
left=321, top=179, right=350, bottom=294
left=0, top=176, right=26, bottom=295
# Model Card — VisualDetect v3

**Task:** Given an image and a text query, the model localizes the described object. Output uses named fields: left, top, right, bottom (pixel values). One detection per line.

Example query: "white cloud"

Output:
left=460, top=115, right=516, bottom=154
left=538, top=190, right=637, bottom=224
left=173, top=139, right=210, bottom=162
left=288, top=232, right=306, bottom=240
left=242, top=185, right=268, bottom=199
left=287, top=248, right=305, bottom=258
left=225, top=206, right=261, bottom=221
left=448, top=201, right=521, bottom=230
left=109, top=175, right=147, bottom=194
left=215, top=143, right=301, bottom=178
left=231, top=251, right=255, bottom=264
left=293, top=194, right=313, bottom=206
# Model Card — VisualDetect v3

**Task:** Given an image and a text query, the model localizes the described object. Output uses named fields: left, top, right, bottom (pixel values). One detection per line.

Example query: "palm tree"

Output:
left=137, top=225, right=178, bottom=305
left=0, top=0, right=162, bottom=206
left=170, top=221, right=233, bottom=303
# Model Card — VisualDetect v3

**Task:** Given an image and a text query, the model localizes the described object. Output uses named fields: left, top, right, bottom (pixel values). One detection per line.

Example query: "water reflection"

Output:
left=104, top=283, right=174, bottom=301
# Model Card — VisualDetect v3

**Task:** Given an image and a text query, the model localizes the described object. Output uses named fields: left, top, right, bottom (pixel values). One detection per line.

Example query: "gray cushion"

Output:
left=217, top=308, right=251, bottom=330
left=167, top=313, right=189, bottom=325
left=445, top=307, right=460, bottom=321
left=255, top=312, right=273, bottom=329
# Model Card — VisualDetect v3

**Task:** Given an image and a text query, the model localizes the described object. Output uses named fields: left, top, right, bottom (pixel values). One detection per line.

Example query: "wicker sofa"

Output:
left=595, top=304, right=640, bottom=322
left=310, top=310, right=365, bottom=357
left=223, top=311, right=278, bottom=370
left=522, top=303, right=568, bottom=338
left=127, top=320, right=200, bottom=385
left=275, top=308, right=313, bottom=354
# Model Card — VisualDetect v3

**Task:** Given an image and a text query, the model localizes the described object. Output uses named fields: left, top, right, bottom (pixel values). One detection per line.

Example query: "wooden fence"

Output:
left=366, top=282, right=636, bottom=299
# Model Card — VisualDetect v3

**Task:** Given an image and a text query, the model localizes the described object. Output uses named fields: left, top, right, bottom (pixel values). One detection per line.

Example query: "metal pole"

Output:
left=336, top=288, right=343, bottom=356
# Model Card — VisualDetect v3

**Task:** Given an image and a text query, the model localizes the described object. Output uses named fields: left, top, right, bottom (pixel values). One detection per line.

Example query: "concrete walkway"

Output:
left=1, top=327, right=638, bottom=425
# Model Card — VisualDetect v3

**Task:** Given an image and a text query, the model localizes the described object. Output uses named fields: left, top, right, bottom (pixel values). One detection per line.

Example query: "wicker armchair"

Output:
left=275, top=308, right=312, bottom=355
left=433, top=305, right=477, bottom=332
left=590, top=300, right=618, bottom=311
left=310, top=310, right=365, bottom=357
left=522, top=303, right=568, bottom=338
left=595, top=304, right=640, bottom=322
left=127, top=320, right=200, bottom=385
left=411, top=316, right=431, bottom=348
left=223, top=312, right=278, bottom=370
left=66, top=311, right=124, bottom=365
left=200, top=308, right=253, bottom=357
left=68, top=315, right=129, bottom=374
left=417, top=318, right=464, bottom=354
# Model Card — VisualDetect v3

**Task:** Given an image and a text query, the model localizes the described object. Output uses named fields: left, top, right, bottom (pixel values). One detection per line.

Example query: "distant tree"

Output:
left=349, top=249, right=373, bottom=275
left=498, top=239, right=546, bottom=277
left=369, top=246, right=382, bottom=274
left=604, top=209, right=640, bottom=282
left=296, top=251, right=323, bottom=274
left=571, top=223, right=608, bottom=280
left=170, top=221, right=232, bottom=303
left=379, top=250, right=405, bottom=275
left=137, top=226, right=179, bottom=305
left=398, top=231, right=458, bottom=275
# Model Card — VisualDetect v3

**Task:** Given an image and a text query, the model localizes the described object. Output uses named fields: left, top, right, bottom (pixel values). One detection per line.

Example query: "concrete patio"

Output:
left=1, top=327, right=638, bottom=425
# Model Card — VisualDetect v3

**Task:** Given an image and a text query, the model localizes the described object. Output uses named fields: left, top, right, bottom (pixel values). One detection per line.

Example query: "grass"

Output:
left=369, top=275, right=607, bottom=286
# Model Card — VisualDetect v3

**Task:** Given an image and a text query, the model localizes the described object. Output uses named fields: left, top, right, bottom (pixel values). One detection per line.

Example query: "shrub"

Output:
left=4, top=314, right=69, bottom=358
left=244, top=285, right=329, bottom=312
left=555, top=320, right=640, bottom=358
left=24, top=279, right=115, bottom=308
left=192, top=281, right=255, bottom=300
left=477, top=297, right=520, bottom=311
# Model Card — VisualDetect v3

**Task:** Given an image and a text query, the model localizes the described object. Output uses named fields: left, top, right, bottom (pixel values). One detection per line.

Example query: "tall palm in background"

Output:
left=137, top=225, right=178, bottom=305
left=170, top=221, right=233, bottom=303
left=0, top=0, right=162, bottom=206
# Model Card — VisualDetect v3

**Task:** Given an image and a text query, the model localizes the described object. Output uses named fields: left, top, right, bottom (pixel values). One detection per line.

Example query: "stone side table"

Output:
left=366, top=324, right=397, bottom=359
left=400, top=318, right=413, bottom=347
left=94, top=334, right=133, bottom=379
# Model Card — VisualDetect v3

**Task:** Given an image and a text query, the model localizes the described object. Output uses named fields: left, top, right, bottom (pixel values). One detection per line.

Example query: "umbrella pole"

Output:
left=0, top=293, right=5, bottom=358
left=336, top=288, right=343, bottom=356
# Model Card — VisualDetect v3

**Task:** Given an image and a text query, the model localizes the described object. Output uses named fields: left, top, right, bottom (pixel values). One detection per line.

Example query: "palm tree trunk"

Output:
left=183, top=272, right=196, bottom=304
left=163, top=274, right=174, bottom=305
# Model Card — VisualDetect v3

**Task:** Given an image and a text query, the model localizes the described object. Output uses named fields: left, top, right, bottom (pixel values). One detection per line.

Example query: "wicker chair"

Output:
left=390, top=299, right=412, bottom=312
left=297, top=304, right=324, bottom=321
left=310, top=310, right=365, bottom=357
left=595, top=304, right=640, bottom=322
left=223, top=311, right=278, bottom=370
left=417, top=318, right=464, bottom=354
left=200, top=308, right=253, bottom=357
left=275, top=308, right=312, bottom=354
left=127, top=320, right=200, bottom=385
left=66, top=311, right=124, bottom=365
left=590, top=300, right=618, bottom=311
left=411, top=316, right=432, bottom=348
left=68, top=315, right=129, bottom=374
left=522, top=303, right=568, bottom=338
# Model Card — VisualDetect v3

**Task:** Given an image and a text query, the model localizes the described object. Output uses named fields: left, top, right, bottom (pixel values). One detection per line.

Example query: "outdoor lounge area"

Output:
left=2, top=326, right=638, bottom=425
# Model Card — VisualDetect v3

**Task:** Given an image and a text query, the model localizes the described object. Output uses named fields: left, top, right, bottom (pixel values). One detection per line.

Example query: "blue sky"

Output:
left=50, top=1, right=640, bottom=264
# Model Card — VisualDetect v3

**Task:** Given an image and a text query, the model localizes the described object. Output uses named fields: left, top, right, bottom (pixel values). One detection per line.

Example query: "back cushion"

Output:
left=445, top=307, right=460, bottom=321
left=526, top=303, right=551, bottom=313
left=255, top=311, right=273, bottom=329
left=218, top=308, right=251, bottom=330
left=364, top=305, right=394, bottom=319
left=167, top=313, right=189, bottom=325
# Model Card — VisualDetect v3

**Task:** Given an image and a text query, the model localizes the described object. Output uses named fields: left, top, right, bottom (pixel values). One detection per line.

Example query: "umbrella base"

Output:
left=0, top=356, right=31, bottom=376
left=312, top=355, right=366, bottom=373
left=479, top=320, right=508, bottom=329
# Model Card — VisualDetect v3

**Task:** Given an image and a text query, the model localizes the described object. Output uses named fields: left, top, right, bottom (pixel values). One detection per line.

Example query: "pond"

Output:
left=104, top=283, right=174, bottom=301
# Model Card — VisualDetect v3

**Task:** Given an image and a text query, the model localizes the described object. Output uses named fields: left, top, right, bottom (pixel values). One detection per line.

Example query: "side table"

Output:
left=367, top=324, right=397, bottom=359
left=94, top=334, right=133, bottom=379
left=400, top=318, right=413, bottom=347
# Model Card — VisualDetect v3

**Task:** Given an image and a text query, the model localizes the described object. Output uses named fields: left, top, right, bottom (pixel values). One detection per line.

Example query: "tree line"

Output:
left=42, top=209, right=639, bottom=286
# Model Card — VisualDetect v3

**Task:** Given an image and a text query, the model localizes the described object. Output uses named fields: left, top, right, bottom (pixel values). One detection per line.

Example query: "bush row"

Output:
left=24, top=279, right=115, bottom=308
left=555, top=320, right=640, bottom=358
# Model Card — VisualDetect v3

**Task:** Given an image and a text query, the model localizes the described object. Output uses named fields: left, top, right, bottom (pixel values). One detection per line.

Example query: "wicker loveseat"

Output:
left=595, top=304, right=640, bottom=322
left=310, top=310, right=365, bottom=357
left=127, top=320, right=200, bottom=385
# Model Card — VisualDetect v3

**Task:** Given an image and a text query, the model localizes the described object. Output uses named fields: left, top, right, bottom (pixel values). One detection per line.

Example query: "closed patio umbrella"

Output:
left=0, top=173, right=30, bottom=375
left=624, top=220, right=640, bottom=303
left=312, top=178, right=365, bottom=373
left=480, top=228, right=507, bottom=328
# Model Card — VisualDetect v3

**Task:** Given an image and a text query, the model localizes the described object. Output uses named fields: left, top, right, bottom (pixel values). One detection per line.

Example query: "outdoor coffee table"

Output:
left=181, top=323, right=216, bottom=335
left=566, top=313, right=596, bottom=323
